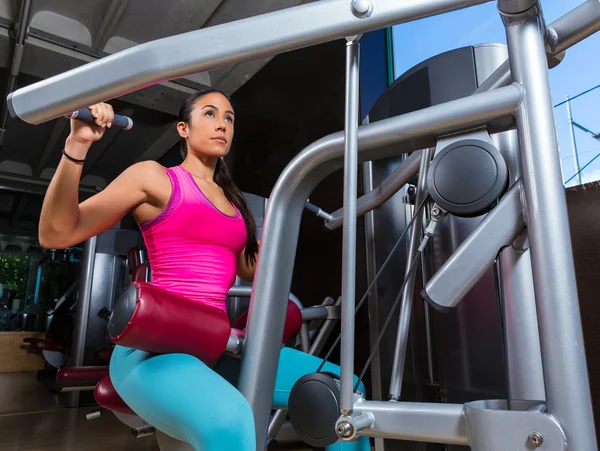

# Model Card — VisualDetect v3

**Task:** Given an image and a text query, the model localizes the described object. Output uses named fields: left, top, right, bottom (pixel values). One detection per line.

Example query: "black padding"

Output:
left=288, top=372, right=341, bottom=447
left=108, top=284, right=138, bottom=337
left=427, top=139, right=508, bottom=216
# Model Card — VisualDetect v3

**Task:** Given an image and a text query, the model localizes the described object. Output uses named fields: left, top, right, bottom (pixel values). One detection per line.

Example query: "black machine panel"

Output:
left=362, top=45, right=508, bottom=451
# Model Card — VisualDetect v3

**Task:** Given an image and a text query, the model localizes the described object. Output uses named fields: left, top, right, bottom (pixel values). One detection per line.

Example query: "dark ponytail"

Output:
left=179, top=89, right=259, bottom=267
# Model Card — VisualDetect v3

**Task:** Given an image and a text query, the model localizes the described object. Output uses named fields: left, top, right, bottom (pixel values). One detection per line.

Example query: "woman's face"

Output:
left=178, top=92, right=235, bottom=158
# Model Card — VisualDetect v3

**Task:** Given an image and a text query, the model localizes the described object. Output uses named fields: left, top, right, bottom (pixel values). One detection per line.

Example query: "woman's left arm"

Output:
left=237, top=240, right=260, bottom=282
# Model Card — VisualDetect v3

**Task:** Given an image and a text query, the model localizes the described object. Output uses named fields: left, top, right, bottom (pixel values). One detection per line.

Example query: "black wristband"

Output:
left=62, top=148, right=86, bottom=163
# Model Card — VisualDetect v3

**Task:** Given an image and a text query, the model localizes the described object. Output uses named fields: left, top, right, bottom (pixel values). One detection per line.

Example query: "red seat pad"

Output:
left=94, top=376, right=135, bottom=416
left=28, top=338, right=65, bottom=352
left=57, top=366, right=109, bottom=381
left=110, top=282, right=231, bottom=367
left=233, top=300, right=303, bottom=344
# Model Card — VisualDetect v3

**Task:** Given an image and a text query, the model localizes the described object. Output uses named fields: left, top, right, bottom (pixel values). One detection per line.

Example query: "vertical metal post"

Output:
left=497, top=244, right=546, bottom=402
left=65, top=235, right=97, bottom=408
left=340, top=36, right=360, bottom=415
left=502, top=3, right=597, bottom=450
left=420, top=208, right=435, bottom=385
left=389, top=148, right=433, bottom=400
left=565, top=95, right=582, bottom=185
left=362, top=160, right=384, bottom=406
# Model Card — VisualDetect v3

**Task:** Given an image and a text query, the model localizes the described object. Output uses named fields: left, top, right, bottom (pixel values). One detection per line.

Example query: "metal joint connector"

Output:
left=336, top=412, right=375, bottom=441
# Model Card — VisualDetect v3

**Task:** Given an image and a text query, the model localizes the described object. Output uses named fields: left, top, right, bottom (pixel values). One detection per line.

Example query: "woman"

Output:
left=39, top=89, right=368, bottom=450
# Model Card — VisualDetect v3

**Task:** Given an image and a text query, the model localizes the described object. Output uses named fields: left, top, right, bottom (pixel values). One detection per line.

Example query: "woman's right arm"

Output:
left=39, top=103, right=151, bottom=249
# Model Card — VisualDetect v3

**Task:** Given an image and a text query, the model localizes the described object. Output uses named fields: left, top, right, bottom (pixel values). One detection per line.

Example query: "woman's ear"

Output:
left=177, top=121, right=188, bottom=139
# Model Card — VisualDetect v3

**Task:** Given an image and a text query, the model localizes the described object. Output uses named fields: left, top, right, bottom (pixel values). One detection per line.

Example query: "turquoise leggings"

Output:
left=110, top=345, right=370, bottom=451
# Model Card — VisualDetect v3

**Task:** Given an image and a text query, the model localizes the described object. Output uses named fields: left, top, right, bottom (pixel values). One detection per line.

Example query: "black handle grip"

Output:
left=304, top=202, right=321, bottom=215
left=66, top=108, right=133, bottom=130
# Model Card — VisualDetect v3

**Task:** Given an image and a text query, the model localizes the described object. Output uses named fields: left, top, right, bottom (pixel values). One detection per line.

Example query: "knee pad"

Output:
left=288, top=372, right=344, bottom=448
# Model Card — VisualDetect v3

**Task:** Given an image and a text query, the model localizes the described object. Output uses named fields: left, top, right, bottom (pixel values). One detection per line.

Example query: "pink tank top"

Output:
left=138, top=165, right=247, bottom=312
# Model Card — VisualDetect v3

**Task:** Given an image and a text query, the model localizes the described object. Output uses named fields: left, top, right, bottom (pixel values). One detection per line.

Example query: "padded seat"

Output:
left=95, top=291, right=304, bottom=417
left=55, top=366, right=109, bottom=392
left=24, top=338, right=65, bottom=352
left=95, top=376, right=136, bottom=416
left=57, top=366, right=109, bottom=381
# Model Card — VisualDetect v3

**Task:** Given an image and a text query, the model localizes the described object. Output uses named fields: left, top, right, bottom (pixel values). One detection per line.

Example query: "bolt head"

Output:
left=336, top=421, right=354, bottom=438
left=528, top=432, right=543, bottom=447
left=352, top=0, right=373, bottom=17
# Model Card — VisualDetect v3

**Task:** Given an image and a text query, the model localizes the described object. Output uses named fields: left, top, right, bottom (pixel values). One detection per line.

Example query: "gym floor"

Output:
left=0, top=372, right=159, bottom=450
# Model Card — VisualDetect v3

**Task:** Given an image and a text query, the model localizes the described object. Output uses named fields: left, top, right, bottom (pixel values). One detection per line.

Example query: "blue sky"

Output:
left=391, top=0, right=600, bottom=187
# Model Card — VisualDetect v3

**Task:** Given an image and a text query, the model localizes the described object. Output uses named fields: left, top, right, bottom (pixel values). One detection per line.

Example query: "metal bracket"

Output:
left=336, top=411, right=375, bottom=441
left=497, top=0, right=539, bottom=15
left=434, top=127, right=494, bottom=157
left=465, top=400, right=566, bottom=451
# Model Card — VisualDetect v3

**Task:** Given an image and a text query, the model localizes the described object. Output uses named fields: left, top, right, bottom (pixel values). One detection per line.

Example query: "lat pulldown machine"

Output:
left=7, top=1, right=600, bottom=450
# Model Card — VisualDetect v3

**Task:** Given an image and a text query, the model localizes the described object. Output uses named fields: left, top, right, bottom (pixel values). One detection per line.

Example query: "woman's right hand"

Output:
left=68, top=103, right=115, bottom=145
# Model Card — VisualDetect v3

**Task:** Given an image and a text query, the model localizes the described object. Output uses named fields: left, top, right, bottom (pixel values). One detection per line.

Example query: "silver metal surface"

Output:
left=340, top=38, right=360, bottom=415
left=497, top=0, right=539, bottom=14
left=464, top=400, right=566, bottom=451
left=425, top=183, right=525, bottom=310
left=473, top=43, right=509, bottom=87
left=267, top=409, right=288, bottom=441
left=309, top=297, right=342, bottom=355
left=362, top=160, right=384, bottom=408
left=132, top=425, right=156, bottom=439
left=388, top=148, right=433, bottom=400
left=8, top=0, right=493, bottom=125
left=352, top=400, right=468, bottom=445
left=498, top=245, right=546, bottom=402
left=352, top=0, right=374, bottom=18
left=336, top=411, right=375, bottom=440
left=226, top=334, right=244, bottom=355
left=504, top=7, right=598, bottom=450
left=65, top=235, right=97, bottom=408
left=299, top=324, right=310, bottom=353
left=301, top=305, right=332, bottom=321
left=326, top=151, right=422, bottom=230
left=238, top=82, right=522, bottom=449
left=546, top=0, right=600, bottom=55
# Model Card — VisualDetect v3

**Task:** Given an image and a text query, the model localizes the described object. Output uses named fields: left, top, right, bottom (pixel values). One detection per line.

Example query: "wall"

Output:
left=0, top=332, right=46, bottom=372
left=566, top=181, right=600, bottom=437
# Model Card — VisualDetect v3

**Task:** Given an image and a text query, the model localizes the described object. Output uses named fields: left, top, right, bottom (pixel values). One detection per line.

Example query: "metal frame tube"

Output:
left=300, top=305, right=330, bottom=321
left=388, top=148, right=433, bottom=400
left=340, top=38, right=360, bottom=414
left=309, top=297, right=342, bottom=355
left=8, top=0, right=492, bottom=125
left=546, top=0, right=600, bottom=55
left=362, top=160, right=384, bottom=414
left=475, top=2, right=600, bottom=94
left=497, top=245, right=546, bottom=402
left=503, top=6, right=598, bottom=450
left=65, top=235, right=97, bottom=408
left=326, top=151, right=422, bottom=230
left=424, top=182, right=525, bottom=311
left=352, top=401, right=468, bottom=445
left=238, top=83, right=522, bottom=449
